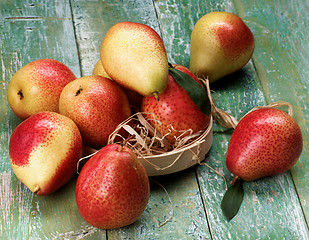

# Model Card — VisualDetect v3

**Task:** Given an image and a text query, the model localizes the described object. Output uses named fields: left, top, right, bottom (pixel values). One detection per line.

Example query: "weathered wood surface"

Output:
left=1, top=0, right=308, bottom=239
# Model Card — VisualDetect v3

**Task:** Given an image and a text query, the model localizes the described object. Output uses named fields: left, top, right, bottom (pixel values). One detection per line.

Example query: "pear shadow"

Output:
left=210, top=69, right=249, bottom=92
left=27, top=175, right=93, bottom=239
left=213, top=128, right=234, bottom=135
left=149, top=167, right=195, bottom=190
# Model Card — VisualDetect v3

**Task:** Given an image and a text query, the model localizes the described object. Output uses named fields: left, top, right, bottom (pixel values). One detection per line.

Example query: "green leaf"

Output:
left=221, top=178, right=244, bottom=220
left=168, top=67, right=211, bottom=116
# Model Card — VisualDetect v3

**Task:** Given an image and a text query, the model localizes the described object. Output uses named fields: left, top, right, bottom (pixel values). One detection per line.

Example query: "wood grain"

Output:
left=1, top=0, right=308, bottom=239
left=155, top=0, right=309, bottom=238
left=238, top=0, right=309, bottom=221
left=70, top=0, right=212, bottom=238
left=0, top=1, right=83, bottom=239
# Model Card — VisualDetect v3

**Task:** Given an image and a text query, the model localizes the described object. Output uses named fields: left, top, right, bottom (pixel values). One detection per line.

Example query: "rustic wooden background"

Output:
left=1, top=0, right=308, bottom=239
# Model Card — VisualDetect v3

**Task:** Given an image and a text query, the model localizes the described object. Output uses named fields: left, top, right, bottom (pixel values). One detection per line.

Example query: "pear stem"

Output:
left=232, top=176, right=239, bottom=186
left=33, top=185, right=40, bottom=194
left=122, top=135, right=133, bottom=146
left=153, top=92, right=159, bottom=101
left=118, top=143, right=124, bottom=152
left=118, top=135, right=134, bottom=152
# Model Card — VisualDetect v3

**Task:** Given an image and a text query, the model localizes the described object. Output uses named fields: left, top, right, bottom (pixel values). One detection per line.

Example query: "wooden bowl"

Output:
left=81, top=116, right=213, bottom=177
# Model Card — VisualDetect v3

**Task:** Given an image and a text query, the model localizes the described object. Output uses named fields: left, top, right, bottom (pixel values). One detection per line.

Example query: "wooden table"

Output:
left=1, top=1, right=309, bottom=239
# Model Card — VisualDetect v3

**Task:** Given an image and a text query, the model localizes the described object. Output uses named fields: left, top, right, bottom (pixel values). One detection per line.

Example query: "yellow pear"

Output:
left=92, top=59, right=143, bottom=109
left=100, top=22, right=169, bottom=96
left=190, top=12, right=255, bottom=82
left=92, top=59, right=111, bottom=79
left=7, top=59, right=76, bottom=119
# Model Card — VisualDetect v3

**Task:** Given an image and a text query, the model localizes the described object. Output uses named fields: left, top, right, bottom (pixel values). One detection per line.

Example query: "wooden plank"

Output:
left=71, top=0, right=162, bottom=77
left=237, top=0, right=309, bottom=220
left=109, top=170, right=210, bottom=239
left=1, top=0, right=308, bottom=239
left=70, top=0, right=212, bottom=239
left=154, top=0, right=309, bottom=238
left=28, top=179, right=102, bottom=239
left=153, top=0, right=235, bottom=67
left=0, top=1, right=85, bottom=239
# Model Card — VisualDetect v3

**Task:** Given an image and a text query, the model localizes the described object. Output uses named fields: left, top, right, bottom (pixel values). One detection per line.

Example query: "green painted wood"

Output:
left=70, top=0, right=212, bottom=239
left=154, top=0, right=309, bottom=239
left=236, top=0, right=309, bottom=220
left=1, top=0, right=309, bottom=239
left=0, top=1, right=87, bottom=239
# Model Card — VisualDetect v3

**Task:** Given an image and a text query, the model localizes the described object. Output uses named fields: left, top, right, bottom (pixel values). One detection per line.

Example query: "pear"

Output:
left=190, top=12, right=255, bottom=82
left=59, top=76, right=132, bottom=149
left=92, top=59, right=111, bottom=79
left=7, top=59, right=76, bottom=119
left=75, top=144, right=150, bottom=229
left=100, top=22, right=169, bottom=96
left=92, top=59, right=143, bottom=110
left=141, top=64, right=211, bottom=145
left=226, top=108, right=303, bottom=181
left=9, top=111, right=83, bottom=195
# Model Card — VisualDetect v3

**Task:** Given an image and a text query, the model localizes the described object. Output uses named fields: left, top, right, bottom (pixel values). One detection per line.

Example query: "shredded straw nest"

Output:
left=105, top=111, right=213, bottom=176
left=107, top=112, right=206, bottom=156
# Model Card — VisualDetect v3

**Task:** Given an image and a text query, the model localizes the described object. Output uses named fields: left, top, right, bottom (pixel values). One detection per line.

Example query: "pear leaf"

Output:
left=221, top=177, right=244, bottom=220
left=168, top=67, right=211, bottom=116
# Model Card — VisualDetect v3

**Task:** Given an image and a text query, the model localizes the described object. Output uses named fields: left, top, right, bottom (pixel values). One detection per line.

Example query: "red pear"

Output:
left=226, top=108, right=303, bottom=181
left=75, top=144, right=150, bottom=229
left=141, top=64, right=211, bottom=145
left=9, top=111, right=83, bottom=195
left=59, top=75, right=131, bottom=149
left=7, top=59, right=76, bottom=119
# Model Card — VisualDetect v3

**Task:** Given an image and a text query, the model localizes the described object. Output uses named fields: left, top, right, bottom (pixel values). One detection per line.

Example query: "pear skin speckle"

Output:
left=142, top=65, right=210, bottom=145
left=226, top=108, right=303, bottom=181
left=75, top=144, right=150, bottom=229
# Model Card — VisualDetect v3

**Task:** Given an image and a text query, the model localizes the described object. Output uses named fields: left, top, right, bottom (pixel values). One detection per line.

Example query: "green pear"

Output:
left=226, top=108, right=303, bottom=181
left=100, top=22, right=169, bottom=96
left=190, top=12, right=255, bottom=82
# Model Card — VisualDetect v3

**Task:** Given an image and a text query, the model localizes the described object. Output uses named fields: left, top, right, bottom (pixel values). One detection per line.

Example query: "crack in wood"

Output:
left=4, top=16, right=72, bottom=21
left=194, top=167, right=214, bottom=240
